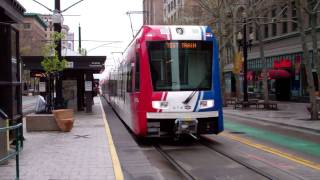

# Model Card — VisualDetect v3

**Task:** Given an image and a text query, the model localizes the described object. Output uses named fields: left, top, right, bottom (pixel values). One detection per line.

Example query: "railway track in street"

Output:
left=154, top=144, right=197, bottom=180
left=102, top=97, right=317, bottom=179
left=199, top=136, right=276, bottom=180
left=153, top=137, right=275, bottom=180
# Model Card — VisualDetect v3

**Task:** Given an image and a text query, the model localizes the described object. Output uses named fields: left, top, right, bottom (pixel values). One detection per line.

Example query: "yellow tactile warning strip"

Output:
left=221, top=132, right=320, bottom=171
left=100, top=100, right=124, bottom=180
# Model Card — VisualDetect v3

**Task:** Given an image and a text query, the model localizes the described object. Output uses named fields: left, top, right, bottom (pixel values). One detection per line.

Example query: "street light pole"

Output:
left=242, top=16, right=248, bottom=104
left=54, top=0, right=63, bottom=108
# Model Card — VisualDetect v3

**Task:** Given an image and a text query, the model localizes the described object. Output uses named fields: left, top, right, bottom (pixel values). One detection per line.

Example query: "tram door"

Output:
left=132, top=52, right=140, bottom=129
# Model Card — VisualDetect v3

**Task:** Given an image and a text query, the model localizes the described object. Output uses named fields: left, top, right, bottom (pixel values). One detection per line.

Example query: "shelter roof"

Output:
left=0, top=0, right=25, bottom=23
left=22, top=56, right=106, bottom=73
left=24, top=13, right=48, bottom=29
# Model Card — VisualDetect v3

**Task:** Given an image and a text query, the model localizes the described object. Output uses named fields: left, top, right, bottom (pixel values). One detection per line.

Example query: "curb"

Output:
left=224, top=112, right=320, bottom=134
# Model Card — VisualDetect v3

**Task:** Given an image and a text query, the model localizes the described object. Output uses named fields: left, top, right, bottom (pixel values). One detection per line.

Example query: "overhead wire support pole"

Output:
left=54, top=0, right=63, bottom=109
left=126, top=12, right=135, bottom=38
left=126, top=11, right=146, bottom=38
left=242, top=16, right=248, bottom=105
left=61, top=0, right=85, bottom=13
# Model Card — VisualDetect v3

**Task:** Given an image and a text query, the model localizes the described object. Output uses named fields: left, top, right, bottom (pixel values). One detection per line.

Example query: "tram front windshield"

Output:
left=148, top=41, right=213, bottom=91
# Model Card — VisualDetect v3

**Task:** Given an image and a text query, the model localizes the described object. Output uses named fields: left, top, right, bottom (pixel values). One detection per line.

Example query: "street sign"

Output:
left=39, top=82, right=46, bottom=92
left=66, top=61, right=74, bottom=68
left=85, top=81, right=92, bottom=91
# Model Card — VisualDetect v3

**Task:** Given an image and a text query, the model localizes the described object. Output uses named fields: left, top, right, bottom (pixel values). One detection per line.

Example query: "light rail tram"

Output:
left=101, top=25, right=223, bottom=138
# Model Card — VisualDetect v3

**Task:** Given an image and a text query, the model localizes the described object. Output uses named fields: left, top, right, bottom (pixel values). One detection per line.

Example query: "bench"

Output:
left=226, top=97, right=236, bottom=105
left=234, top=99, right=259, bottom=109
left=25, top=113, right=60, bottom=131
left=257, top=100, right=278, bottom=110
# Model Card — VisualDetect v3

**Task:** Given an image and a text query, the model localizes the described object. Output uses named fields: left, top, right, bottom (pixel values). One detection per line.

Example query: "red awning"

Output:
left=267, top=69, right=291, bottom=79
left=246, top=71, right=255, bottom=81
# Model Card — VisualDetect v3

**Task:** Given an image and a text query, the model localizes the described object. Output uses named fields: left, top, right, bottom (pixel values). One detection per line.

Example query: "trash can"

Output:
left=0, top=108, right=9, bottom=165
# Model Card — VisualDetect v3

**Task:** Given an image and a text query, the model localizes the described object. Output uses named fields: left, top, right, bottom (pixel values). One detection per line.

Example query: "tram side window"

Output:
left=127, top=63, right=133, bottom=92
left=135, top=53, right=140, bottom=91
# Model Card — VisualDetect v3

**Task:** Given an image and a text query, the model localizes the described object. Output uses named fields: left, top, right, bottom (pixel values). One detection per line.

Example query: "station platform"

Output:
left=224, top=101, right=320, bottom=134
left=0, top=97, right=121, bottom=180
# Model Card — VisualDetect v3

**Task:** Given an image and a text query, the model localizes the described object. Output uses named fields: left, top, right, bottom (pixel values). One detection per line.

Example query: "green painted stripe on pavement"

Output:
left=225, top=119, right=320, bottom=157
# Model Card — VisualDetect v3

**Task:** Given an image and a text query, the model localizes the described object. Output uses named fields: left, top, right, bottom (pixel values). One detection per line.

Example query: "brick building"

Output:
left=20, top=13, right=47, bottom=56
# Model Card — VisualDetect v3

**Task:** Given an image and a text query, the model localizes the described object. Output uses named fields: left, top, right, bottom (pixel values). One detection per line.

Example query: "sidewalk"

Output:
left=223, top=101, right=320, bottom=133
left=0, top=97, right=117, bottom=180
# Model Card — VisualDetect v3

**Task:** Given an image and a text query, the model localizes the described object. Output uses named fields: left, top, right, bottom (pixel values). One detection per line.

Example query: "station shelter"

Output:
left=22, top=56, right=106, bottom=112
left=0, top=0, right=25, bottom=162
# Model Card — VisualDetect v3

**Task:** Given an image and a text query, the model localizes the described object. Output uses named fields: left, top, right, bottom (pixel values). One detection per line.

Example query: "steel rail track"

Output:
left=154, top=144, right=197, bottom=180
left=199, top=136, right=276, bottom=180
left=155, top=136, right=280, bottom=180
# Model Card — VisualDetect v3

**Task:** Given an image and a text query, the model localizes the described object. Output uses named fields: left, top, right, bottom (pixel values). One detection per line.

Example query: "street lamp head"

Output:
left=53, top=11, right=63, bottom=24
left=237, top=32, right=243, bottom=41
left=242, top=12, right=247, bottom=18
left=249, top=32, right=255, bottom=41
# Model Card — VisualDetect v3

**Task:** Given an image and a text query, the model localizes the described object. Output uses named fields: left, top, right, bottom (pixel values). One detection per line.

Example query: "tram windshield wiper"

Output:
left=182, top=91, right=197, bottom=104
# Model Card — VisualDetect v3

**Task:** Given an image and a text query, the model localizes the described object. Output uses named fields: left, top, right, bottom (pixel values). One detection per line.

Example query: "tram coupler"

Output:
left=174, top=118, right=198, bottom=137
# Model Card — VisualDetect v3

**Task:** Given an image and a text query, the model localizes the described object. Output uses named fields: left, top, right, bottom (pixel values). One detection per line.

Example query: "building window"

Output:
left=271, top=9, right=277, bottom=36
left=282, top=5, right=288, bottom=34
left=23, top=23, right=31, bottom=29
left=282, top=22, right=288, bottom=34
left=264, top=24, right=269, bottom=38
left=291, top=2, right=298, bottom=31
left=255, top=26, right=259, bottom=41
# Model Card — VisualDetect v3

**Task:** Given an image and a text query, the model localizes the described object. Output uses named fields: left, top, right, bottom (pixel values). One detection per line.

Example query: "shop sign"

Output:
left=273, top=58, right=292, bottom=69
left=66, top=61, right=74, bottom=68
left=89, top=62, right=102, bottom=67
left=85, top=81, right=92, bottom=91
left=39, top=82, right=46, bottom=92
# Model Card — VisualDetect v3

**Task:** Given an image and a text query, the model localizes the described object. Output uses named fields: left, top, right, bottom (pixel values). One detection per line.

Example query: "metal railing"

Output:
left=0, top=114, right=22, bottom=180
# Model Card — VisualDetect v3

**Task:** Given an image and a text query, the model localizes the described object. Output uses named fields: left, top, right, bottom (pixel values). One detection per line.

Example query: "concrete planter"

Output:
left=52, top=109, right=74, bottom=132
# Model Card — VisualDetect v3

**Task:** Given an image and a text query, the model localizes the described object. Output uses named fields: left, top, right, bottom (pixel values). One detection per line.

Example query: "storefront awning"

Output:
left=247, top=71, right=255, bottom=81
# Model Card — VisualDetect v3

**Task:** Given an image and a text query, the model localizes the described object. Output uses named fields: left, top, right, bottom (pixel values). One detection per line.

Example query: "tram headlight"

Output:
left=199, top=100, right=214, bottom=109
left=152, top=101, right=169, bottom=110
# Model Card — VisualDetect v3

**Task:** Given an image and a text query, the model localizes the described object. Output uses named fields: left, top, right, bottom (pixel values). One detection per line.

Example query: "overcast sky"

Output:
left=17, top=0, right=143, bottom=57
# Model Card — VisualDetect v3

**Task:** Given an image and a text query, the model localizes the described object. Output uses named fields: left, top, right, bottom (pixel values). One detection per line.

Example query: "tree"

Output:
left=197, top=0, right=237, bottom=105
left=294, top=0, right=318, bottom=119
left=41, top=32, right=67, bottom=112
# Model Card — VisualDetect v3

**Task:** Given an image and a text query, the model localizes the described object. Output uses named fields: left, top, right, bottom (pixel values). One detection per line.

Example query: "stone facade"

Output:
left=163, top=0, right=203, bottom=25
left=143, top=0, right=165, bottom=25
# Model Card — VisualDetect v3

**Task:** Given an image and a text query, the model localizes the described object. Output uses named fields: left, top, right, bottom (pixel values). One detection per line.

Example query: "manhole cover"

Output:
left=74, top=134, right=90, bottom=139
